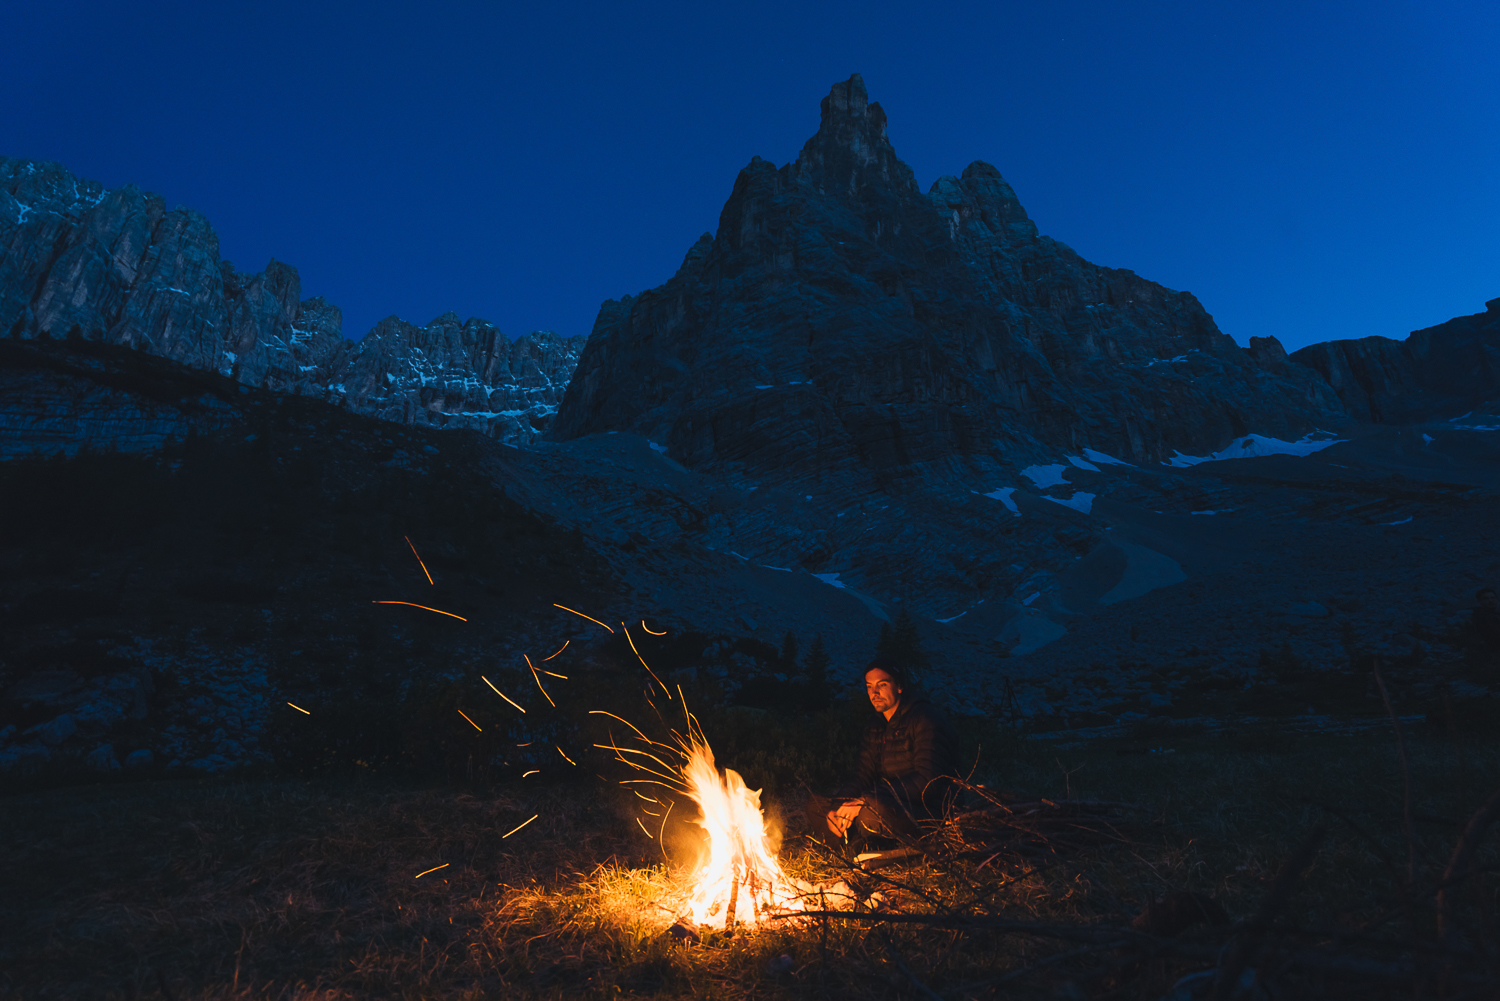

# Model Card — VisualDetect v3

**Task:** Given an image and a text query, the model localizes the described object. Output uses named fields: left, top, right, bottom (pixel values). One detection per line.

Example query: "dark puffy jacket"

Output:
left=840, top=699, right=962, bottom=814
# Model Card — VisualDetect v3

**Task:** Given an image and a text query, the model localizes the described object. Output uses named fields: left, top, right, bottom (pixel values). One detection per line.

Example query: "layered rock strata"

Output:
left=0, top=157, right=582, bottom=444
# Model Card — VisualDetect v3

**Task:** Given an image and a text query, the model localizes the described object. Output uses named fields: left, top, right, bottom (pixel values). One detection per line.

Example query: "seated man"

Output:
left=805, top=658, right=962, bottom=852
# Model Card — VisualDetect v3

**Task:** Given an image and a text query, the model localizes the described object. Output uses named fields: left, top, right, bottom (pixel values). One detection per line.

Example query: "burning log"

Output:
left=724, top=860, right=741, bottom=932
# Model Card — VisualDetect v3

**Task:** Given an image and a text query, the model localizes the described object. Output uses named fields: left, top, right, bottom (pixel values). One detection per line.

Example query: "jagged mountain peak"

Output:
left=792, top=73, right=915, bottom=195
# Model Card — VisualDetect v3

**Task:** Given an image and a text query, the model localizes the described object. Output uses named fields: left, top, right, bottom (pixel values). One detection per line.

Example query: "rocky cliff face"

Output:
left=0, top=157, right=582, bottom=445
left=1288, top=299, right=1500, bottom=423
left=551, top=74, right=1349, bottom=491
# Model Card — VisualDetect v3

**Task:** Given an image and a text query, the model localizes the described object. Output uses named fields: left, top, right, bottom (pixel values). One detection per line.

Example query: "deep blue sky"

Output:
left=5, top=1, right=1495, bottom=352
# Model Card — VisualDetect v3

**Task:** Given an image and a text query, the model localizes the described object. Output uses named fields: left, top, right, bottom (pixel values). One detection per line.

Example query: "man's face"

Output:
left=866, top=669, right=901, bottom=715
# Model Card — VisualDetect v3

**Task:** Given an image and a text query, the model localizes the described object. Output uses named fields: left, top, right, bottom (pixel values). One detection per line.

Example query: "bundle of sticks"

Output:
left=926, top=782, right=1143, bottom=865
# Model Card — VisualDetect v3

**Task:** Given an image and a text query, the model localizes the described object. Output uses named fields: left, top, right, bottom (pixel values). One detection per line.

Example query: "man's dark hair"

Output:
left=1479, top=587, right=1497, bottom=601
left=864, top=657, right=910, bottom=690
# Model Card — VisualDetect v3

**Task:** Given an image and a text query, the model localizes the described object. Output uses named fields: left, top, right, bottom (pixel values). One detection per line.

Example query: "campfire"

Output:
left=678, top=733, right=815, bottom=928
left=594, top=705, right=849, bottom=932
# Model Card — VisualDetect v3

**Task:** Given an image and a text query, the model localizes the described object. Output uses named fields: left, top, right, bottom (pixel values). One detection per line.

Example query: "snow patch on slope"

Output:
left=1166, top=433, right=1345, bottom=467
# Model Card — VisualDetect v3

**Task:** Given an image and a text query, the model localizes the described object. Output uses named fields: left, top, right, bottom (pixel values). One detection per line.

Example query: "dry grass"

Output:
left=2, top=724, right=1498, bottom=999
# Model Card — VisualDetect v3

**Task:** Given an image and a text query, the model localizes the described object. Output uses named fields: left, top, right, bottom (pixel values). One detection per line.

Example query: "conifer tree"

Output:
left=804, top=634, right=830, bottom=688
left=780, top=629, right=799, bottom=670
left=875, top=608, right=930, bottom=677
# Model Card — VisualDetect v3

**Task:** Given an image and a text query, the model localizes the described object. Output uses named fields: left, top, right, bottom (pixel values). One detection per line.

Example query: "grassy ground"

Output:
left=3, top=720, right=1497, bottom=1000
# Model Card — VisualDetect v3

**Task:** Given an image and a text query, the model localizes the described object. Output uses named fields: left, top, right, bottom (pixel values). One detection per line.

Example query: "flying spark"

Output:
left=481, top=676, right=526, bottom=713
left=404, top=535, right=435, bottom=585
left=286, top=702, right=311, bottom=715
left=622, top=624, right=671, bottom=697
left=502, top=815, right=539, bottom=838
left=414, top=863, right=449, bottom=878
left=636, top=816, right=654, bottom=839
left=556, top=746, right=577, bottom=766
left=552, top=604, right=614, bottom=632
left=523, top=769, right=539, bottom=777
left=457, top=709, right=483, bottom=731
left=541, top=639, right=569, bottom=661
left=641, top=620, right=667, bottom=635
left=525, top=654, right=556, bottom=707
left=372, top=600, right=467, bottom=621
left=588, top=710, right=655, bottom=745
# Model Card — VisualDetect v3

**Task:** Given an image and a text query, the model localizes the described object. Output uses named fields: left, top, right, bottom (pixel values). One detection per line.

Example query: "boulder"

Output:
left=124, top=749, right=154, bottom=768
left=86, top=743, right=120, bottom=771
left=28, top=713, right=75, bottom=746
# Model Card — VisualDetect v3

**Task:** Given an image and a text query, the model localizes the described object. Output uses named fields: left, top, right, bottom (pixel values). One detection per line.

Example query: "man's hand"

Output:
left=825, top=798, right=864, bottom=837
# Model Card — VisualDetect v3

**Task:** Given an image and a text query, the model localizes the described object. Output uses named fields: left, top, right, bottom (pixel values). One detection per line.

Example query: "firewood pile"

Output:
left=930, top=783, right=1144, bottom=865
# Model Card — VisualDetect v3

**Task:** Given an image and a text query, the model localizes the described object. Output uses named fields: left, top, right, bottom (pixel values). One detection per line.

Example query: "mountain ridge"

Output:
left=0, top=156, right=583, bottom=446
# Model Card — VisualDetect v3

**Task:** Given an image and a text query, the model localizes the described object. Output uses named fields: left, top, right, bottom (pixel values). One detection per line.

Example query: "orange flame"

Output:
left=678, top=733, right=815, bottom=927
left=596, top=701, right=829, bottom=928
